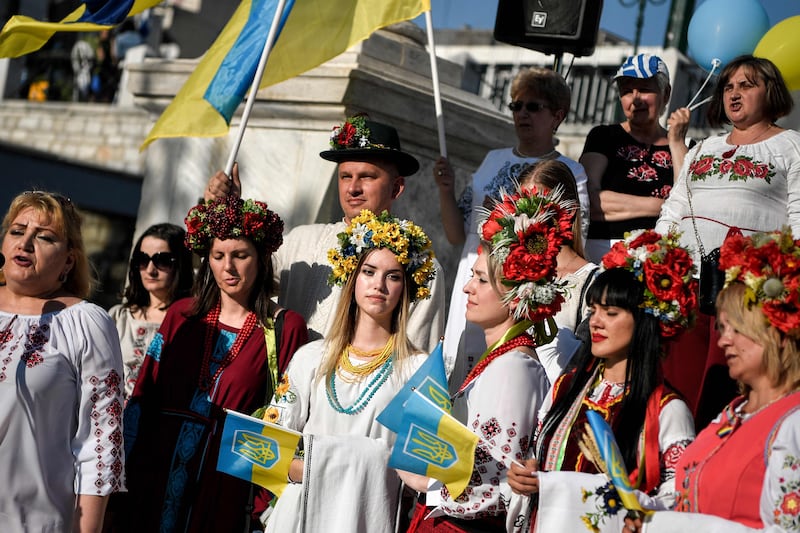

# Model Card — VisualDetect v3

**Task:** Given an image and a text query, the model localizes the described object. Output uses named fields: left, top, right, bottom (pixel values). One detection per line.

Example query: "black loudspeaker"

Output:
left=494, top=0, right=604, bottom=57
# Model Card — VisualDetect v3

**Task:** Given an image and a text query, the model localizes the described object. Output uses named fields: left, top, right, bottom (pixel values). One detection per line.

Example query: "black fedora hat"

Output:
left=319, top=116, right=420, bottom=177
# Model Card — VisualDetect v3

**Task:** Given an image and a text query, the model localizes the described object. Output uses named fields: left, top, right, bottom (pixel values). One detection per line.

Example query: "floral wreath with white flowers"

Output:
left=478, top=184, right=576, bottom=330
left=719, top=227, right=800, bottom=338
left=327, top=210, right=436, bottom=302
left=601, top=229, right=698, bottom=338
left=184, top=196, right=283, bottom=255
left=329, top=115, right=384, bottom=151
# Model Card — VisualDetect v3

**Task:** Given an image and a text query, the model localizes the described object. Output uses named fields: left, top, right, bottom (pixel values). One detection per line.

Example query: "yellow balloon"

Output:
left=755, top=16, right=800, bottom=91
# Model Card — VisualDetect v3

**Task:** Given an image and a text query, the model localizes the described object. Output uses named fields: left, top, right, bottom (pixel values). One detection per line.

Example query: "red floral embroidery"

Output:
left=780, top=492, right=800, bottom=516
left=660, top=439, right=691, bottom=483
left=89, top=369, right=124, bottom=494
left=651, top=150, right=672, bottom=168
left=628, top=164, right=658, bottom=182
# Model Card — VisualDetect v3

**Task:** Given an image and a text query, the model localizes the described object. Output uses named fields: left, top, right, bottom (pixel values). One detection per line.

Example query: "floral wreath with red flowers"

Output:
left=601, top=229, right=698, bottom=338
left=719, top=227, right=800, bottom=338
left=184, top=196, right=284, bottom=255
left=478, top=184, right=576, bottom=327
left=329, top=115, right=383, bottom=151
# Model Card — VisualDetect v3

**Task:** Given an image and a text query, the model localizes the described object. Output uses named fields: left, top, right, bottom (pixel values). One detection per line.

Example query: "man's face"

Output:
left=337, top=160, right=405, bottom=223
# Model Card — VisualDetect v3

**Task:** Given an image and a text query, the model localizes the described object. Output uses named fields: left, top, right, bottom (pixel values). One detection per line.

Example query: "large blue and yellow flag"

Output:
left=389, top=391, right=477, bottom=499
left=0, top=0, right=162, bottom=58
left=141, top=0, right=430, bottom=148
left=217, top=409, right=301, bottom=497
left=585, top=410, right=649, bottom=514
left=377, top=340, right=450, bottom=434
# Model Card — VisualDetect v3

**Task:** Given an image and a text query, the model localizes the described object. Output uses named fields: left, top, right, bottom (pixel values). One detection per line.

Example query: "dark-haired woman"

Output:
left=507, top=230, right=698, bottom=530
left=108, top=223, right=193, bottom=400
left=121, top=197, right=308, bottom=532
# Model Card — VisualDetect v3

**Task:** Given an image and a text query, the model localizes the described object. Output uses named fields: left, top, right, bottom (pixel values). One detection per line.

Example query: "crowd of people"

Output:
left=0, top=52, right=798, bottom=533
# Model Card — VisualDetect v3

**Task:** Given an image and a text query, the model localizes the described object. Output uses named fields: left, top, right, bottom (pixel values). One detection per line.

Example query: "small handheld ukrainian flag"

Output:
left=377, top=340, right=450, bottom=434
left=585, top=410, right=648, bottom=514
left=388, top=390, right=477, bottom=499
left=217, top=409, right=301, bottom=497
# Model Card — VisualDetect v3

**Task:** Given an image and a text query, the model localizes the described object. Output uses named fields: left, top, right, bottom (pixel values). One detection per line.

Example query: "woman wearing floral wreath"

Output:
left=121, top=196, right=308, bottom=533
left=507, top=229, right=698, bottom=532
left=434, top=67, right=590, bottom=395
left=0, top=191, right=124, bottom=532
left=263, top=210, right=436, bottom=533
left=624, top=228, right=800, bottom=533
left=401, top=185, right=573, bottom=531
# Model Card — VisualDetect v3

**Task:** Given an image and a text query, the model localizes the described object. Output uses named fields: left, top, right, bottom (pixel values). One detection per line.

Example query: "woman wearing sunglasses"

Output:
left=109, top=223, right=193, bottom=400
left=434, top=67, right=590, bottom=395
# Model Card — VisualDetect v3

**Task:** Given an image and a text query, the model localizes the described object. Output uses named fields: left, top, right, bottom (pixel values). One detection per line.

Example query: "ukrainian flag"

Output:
left=377, top=340, right=450, bottom=434
left=216, top=409, right=301, bottom=497
left=389, top=391, right=477, bottom=499
left=141, top=0, right=430, bottom=148
left=0, top=0, right=162, bottom=58
left=586, top=410, right=650, bottom=514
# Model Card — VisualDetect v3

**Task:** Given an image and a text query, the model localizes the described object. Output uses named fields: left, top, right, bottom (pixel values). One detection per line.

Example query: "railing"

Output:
left=463, top=59, right=714, bottom=130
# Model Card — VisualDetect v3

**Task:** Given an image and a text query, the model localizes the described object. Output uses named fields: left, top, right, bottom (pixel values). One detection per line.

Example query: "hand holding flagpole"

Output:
left=424, top=9, right=447, bottom=159
left=224, top=0, right=290, bottom=177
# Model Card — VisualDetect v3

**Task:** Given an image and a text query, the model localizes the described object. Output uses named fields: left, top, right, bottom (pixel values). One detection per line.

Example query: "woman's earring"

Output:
left=58, top=271, right=68, bottom=283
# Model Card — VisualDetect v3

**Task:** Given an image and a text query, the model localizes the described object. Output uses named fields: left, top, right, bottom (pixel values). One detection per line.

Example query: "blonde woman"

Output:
left=264, top=210, right=436, bottom=533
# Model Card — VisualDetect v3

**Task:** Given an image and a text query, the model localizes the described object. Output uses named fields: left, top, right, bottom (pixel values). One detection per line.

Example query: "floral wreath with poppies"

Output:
left=719, top=227, right=800, bottom=338
left=329, top=115, right=383, bottom=151
left=601, top=229, right=698, bottom=338
left=184, top=196, right=284, bottom=254
left=328, top=210, right=436, bottom=302
left=478, top=184, right=575, bottom=324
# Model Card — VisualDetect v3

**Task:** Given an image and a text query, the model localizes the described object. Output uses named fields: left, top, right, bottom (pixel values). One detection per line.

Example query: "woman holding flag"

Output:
left=120, top=196, right=308, bottom=533
left=404, top=185, right=572, bottom=530
left=507, top=229, right=698, bottom=531
left=262, top=210, right=436, bottom=533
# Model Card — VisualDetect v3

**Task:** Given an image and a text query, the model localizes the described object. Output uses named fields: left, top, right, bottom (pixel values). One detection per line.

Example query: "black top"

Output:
left=583, top=124, right=674, bottom=239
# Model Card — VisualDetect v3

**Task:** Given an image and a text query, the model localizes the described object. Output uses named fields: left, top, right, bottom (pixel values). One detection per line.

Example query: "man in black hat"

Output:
left=205, top=116, right=444, bottom=351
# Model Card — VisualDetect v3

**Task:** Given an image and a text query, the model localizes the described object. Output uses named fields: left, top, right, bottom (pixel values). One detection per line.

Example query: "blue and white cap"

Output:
left=614, top=53, right=669, bottom=80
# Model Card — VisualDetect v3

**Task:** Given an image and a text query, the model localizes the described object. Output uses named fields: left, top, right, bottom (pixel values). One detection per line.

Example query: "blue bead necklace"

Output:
left=326, top=356, right=394, bottom=415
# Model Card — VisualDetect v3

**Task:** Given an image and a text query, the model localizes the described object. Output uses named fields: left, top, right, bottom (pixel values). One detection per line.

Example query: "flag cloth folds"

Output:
left=377, top=340, right=450, bottom=434
left=216, top=409, right=301, bottom=497
left=585, top=410, right=648, bottom=514
left=0, top=0, right=162, bottom=58
left=141, top=0, right=430, bottom=149
left=388, top=391, right=477, bottom=499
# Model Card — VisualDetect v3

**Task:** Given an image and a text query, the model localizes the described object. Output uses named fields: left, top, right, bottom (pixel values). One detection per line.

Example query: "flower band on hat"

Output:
left=601, top=229, right=698, bottom=338
left=327, top=210, right=436, bottom=302
left=614, top=53, right=669, bottom=81
left=184, top=196, right=284, bottom=255
left=319, top=115, right=420, bottom=176
left=478, top=184, right=576, bottom=325
left=719, top=227, right=800, bottom=338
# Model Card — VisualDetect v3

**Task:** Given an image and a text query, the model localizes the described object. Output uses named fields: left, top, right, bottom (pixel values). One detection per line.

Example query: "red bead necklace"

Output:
left=457, top=333, right=536, bottom=394
left=198, top=304, right=258, bottom=391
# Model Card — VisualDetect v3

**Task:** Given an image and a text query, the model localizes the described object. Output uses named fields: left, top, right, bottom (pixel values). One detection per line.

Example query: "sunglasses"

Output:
left=508, top=101, right=550, bottom=113
left=133, top=251, right=176, bottom=271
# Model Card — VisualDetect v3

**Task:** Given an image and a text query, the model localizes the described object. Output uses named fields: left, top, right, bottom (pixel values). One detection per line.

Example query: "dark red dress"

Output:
left=121, top=298, right=307, bottom=532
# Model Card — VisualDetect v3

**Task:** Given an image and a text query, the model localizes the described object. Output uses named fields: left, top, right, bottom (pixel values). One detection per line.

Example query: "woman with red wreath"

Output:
left=402, top=185, right=574, bottom=530
left=625, top=228, right=800, bottom=533
left=120, top=196, right=308, bottom=532
left=507, top=230, right=698, bottom=531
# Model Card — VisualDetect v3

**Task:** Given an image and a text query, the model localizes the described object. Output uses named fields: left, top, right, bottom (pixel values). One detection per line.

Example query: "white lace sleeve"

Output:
left=431, top=351, right=549, bottom=518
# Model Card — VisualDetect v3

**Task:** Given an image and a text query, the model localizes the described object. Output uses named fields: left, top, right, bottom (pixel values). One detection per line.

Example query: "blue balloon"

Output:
left=687, top=0, right=770, bottom=71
